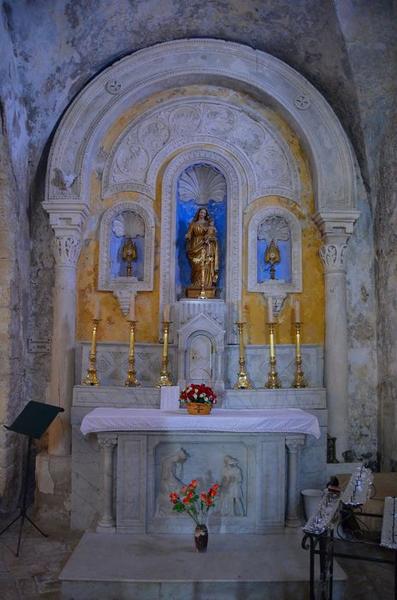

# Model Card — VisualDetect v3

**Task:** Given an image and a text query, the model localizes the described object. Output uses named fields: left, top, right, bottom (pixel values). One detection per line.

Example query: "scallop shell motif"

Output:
left=112, top=211, right=145, bottom=238
left=179, top=165, right=226, bottom=205
left=257, top=216, right=290, bottom=243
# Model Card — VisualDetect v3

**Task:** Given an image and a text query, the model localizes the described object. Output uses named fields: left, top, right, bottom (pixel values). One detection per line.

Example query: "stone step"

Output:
left=60, top=531, right=346, bottom=599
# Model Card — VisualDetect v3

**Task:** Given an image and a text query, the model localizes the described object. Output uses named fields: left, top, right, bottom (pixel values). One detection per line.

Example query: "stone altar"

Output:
left=72, top=397, right=325, bottom=532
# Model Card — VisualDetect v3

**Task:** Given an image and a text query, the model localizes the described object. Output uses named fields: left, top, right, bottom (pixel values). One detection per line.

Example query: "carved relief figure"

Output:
left=219, top=455, right=246, bottom=516
left=155, top=448, right=189, bottom=517
left=185, top=208, right=219, bottom=295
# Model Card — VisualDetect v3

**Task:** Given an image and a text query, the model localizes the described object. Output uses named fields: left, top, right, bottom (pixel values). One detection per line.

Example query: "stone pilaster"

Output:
left=43, top=203, right=88, bottom=456
left=314, top=211, right=359, bottom=461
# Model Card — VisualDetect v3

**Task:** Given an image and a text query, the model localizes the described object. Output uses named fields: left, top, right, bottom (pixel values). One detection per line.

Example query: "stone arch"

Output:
left=101, top=94, right=301, bottom=204
left=44, top=39, right=358, bottom=233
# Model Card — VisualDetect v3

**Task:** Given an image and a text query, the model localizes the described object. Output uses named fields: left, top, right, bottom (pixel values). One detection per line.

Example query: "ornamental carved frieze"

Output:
left=103, top=99, right=301, bottom=203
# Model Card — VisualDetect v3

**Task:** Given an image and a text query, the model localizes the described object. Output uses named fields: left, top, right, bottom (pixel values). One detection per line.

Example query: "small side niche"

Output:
left=247, top=206, right=302, bottom=297
left=98, top=200, right=155, bottom=313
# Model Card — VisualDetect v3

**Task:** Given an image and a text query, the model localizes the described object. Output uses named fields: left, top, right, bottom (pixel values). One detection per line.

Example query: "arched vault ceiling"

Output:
left=2, top=0, right=396, bottom=191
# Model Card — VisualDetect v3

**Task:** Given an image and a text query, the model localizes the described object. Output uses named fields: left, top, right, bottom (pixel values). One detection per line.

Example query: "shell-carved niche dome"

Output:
left=179, top=165, right=227, bottom=205
left=112, top=211, right=145, bottom=239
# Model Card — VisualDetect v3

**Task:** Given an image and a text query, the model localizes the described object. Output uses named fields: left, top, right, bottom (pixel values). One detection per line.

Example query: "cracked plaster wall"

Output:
left=0, top=0, right=396, bottom=509
left=375, top=107, right=397, bottom=469
left=0, top=7, right=31, bottom=511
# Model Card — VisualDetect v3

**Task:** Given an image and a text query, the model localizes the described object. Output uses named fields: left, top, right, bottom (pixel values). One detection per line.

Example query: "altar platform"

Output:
left=60, top=531, right=346, bottom=599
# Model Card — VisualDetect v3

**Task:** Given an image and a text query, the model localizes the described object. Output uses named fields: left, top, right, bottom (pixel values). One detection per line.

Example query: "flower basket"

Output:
left=180, top=383, right=217, bottom=415
left=187, top=402, right=212, bottom=415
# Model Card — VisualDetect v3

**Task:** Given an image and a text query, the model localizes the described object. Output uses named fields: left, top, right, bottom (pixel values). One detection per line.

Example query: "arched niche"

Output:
left=160, top=146, right=247, bottom=340
left=98, top=199, right=155, bottom=314
left=175, top=163, right=227, bottom=300
left=247, top=206, right=302, bottom=298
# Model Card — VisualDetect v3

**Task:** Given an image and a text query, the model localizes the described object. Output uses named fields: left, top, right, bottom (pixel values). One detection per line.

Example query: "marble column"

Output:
left=97, top=434, right=118, bottom=533
left=285, top=435, right=305, bottom=527
left=43, top=204, right=88, bottom=457
left=314, top=211, right=359, bottom=461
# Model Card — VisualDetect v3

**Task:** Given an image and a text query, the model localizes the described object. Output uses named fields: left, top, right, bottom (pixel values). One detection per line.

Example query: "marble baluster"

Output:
left=285, top=435, right=305, bottom=527
left=97, top=434, right=118, bottom=533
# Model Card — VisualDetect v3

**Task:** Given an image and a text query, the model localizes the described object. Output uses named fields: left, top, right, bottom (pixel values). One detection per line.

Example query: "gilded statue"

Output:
left=185, top=207, right=219, bottom=298
left=121, top=237, right=137, bottom=277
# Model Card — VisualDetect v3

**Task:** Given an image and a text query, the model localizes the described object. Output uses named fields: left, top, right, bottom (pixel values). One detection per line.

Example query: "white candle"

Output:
left=294, top=299, right=301, bottom=323
left=128, top=294, right=136, bottom=321
left=94, top=297, right=101, bottom=321
left=267, top=297, right=274, bottom=323
left=239, top=302, right=244, bottom=322
left=163, top=304, right=170, bottom=322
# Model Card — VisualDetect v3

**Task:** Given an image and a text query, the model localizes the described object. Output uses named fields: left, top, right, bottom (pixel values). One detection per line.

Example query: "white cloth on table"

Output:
left=160, top=386, right=180, bottom=410
left=80, top=407, right=321, bottom=439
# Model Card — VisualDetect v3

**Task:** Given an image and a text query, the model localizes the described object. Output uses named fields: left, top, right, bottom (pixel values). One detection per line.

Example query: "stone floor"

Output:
left=0, top=514, right=394, bottom=599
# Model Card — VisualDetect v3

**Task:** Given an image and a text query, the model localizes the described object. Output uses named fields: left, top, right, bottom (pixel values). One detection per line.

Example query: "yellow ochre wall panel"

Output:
left=76, top=86, right=324, bottom=345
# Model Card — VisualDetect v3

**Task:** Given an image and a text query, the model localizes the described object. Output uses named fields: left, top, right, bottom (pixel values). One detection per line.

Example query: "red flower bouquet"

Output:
left=169, top=479, right=219, bottom=525
left=180, top=383, right=217, bottom=406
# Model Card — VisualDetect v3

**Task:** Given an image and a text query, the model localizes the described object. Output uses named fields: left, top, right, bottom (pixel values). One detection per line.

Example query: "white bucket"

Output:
left=301, top=488, right=323, bottom=521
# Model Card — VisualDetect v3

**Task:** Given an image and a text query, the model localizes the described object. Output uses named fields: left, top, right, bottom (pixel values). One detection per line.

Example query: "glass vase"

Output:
left=194, top=524, right=208, bottom=552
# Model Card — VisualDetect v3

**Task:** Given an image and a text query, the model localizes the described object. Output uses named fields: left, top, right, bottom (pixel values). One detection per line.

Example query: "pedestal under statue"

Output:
left=185, top=208, right=219, bottom=299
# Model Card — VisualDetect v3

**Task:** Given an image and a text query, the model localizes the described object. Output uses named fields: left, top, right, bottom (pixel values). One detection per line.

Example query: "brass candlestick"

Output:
left=293, top=322, right=307, bottom=388
left=157, top=321, right=173, bottom=386
left=265, top=322, right=281, bottom=389
left=83, top=319, right=100, bottom=385
left=234, top=321, right=253, bottom=389
left=125, top=320, right=139, bottom=387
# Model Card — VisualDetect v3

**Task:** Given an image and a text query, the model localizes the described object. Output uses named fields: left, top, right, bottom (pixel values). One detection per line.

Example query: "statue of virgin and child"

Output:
left=185, top=207, right=219, bottom=298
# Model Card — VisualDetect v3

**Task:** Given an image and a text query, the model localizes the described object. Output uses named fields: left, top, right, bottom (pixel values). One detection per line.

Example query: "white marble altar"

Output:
left=78, top=406, right=319, bottom=534
left=71, top=385, right=327, bottom=531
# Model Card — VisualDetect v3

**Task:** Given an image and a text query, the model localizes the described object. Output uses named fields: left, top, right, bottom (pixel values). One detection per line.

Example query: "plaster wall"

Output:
left=376, top=108, right=397, bottom=469
left=0, top=8, right=31, bottom=510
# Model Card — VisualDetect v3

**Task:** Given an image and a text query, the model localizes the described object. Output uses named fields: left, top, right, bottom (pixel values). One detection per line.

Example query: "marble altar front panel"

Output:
left=117, top=432, right=286, bottom=534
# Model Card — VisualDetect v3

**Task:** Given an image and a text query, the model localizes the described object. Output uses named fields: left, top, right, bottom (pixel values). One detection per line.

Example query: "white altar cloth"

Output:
left=80, top=407, right=320, bottom=438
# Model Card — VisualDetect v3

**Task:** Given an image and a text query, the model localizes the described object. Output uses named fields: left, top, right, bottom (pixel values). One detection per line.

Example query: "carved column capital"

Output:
left=53, top=234, right=81, bottom=267
left=43, top=202, right=89, bottom=268
left=97, top=434, right=118, bottom=449
left=285, top=434, right=305, bottom=453
left=314, top=210, right=359, bottom=275
left=319, top=241, right=348, bottom=274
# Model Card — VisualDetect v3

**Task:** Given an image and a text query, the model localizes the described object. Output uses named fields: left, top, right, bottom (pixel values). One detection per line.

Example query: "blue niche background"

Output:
left=110, top=233, right=145, bottom=279
left=175, top=164, right=227, bottom=299
left=257, top=239, right=292, bottom=283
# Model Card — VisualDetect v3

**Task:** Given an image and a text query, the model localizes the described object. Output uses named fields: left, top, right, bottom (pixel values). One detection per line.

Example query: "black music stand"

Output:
left=0, top=401, right=64, bottom=556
